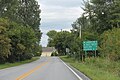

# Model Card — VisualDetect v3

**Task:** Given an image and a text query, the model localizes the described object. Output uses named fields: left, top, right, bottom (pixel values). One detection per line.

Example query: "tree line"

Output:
left=0, top=0, right=42, bottom=64
left=47, top=0, right=120, bottom=61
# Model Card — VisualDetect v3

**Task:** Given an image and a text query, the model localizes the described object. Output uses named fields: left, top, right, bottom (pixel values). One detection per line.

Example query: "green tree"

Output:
left=0, top=18, right=11, bottom=63
left=54, top=31, right=73, bottom=55
left=47, top=30, right=71, bottom=55
left=18, top=0, right=42, bottom=42
left=100, top=28, right=120, bottom=61
left=47, top=30, right=57, bottom=47
left=0, top=0, right=41, bottom=28
left=33, top=45, right=42, bottom=56
left=0, top=0, right=42, bottom=42
left=0, top=0, right=42, bottom=63
left=0, top=0, right=19, bottom=20
left=82, top=0, right=120, bottom=33
left=7, top=22, right=38, bottom=62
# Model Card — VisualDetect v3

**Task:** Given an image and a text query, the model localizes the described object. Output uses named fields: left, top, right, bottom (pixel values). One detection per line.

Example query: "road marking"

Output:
left=60, top=58, right=83, bottom=80
left=16, top=61, right=48, bottom=80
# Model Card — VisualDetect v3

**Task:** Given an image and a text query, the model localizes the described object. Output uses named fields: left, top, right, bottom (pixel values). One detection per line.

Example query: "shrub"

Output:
left=34, top=52, right=41, bottom=56
left=0, top=57, right=6, bottom=64
left=23, top=53, right=33, bottom=60
left=51, top=52, right=58, bottom=56
left=100, top=28, right=120, bottom=61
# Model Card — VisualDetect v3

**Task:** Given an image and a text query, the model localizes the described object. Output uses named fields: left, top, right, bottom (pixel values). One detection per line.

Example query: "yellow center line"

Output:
left=16, top=58, right=50, bottom=80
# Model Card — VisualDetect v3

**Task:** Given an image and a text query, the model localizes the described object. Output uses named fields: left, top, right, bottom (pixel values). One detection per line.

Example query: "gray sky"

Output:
left=36, top=0, right=84, bottom=47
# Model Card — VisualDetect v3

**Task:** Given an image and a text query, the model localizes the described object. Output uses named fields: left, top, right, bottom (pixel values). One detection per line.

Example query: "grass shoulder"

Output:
left=0, top=57, right=39, bottom=69
left=60, top=56, right=120, bottom=80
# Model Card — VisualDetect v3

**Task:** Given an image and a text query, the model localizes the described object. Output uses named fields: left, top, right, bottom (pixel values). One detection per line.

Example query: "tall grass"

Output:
left=60, top=56, right=120, bottom=80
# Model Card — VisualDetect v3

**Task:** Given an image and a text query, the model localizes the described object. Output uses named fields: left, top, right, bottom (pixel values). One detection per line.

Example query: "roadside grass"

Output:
left=60, top=56, right=120, bottom=80
left=0, top=57, right=39, bottom=69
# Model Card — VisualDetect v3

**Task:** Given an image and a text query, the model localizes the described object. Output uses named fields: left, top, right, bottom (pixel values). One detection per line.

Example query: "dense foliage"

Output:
left=47, top=30, right=71, bottom=55
left=100, top=28, right=120, bottom=61
left=0, top=0, right=42, bottom=64
left=0, top=19, right=11, bottom=63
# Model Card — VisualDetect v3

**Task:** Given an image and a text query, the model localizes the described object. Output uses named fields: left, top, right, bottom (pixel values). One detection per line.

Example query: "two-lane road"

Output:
left=0, top=57, right=89, bottom=80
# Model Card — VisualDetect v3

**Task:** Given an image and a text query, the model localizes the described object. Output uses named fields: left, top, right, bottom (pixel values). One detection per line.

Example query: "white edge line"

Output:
left=59, top=58, right=83, bottom=80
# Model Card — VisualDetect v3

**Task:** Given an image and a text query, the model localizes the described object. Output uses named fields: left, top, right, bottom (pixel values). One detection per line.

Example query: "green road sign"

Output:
left=83, top=41, right=98, bottom=51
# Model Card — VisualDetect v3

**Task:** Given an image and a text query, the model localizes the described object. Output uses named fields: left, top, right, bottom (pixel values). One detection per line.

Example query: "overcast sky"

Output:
left=36, top=0, right=84, bottom=47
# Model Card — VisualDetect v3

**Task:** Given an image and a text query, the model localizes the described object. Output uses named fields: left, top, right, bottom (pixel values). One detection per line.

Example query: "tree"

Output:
left=0, top=18, right=11, bottom=63
left=0, top=0, right=41, bottom=28
left=47, top=30, right=71, bottom=55
left=0, top=0, right=42, bottom=42
left=0, top=0, right=42, bottom=63
left=100, top=28, right=120, bottom=61
left=47, top=30, right=57, bottom=47
left=7, top=22, right=38, bottom=62
left=54, top=31, right=71, bottom=55
left=82, top=0, right=120, bottom=34
left=33, top=45, right=42, bottom=56
left=18, top=0, right=42, bottom=42
left=0, top=0, right=19, bottom=20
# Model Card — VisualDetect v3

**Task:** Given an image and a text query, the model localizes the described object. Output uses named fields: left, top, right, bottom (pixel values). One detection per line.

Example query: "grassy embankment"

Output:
left=0, top=57, right=39, bottom=69
left=60, top=56, right=120, bottom=80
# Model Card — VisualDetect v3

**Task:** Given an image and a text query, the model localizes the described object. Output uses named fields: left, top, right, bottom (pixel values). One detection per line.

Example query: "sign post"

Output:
left=83, top=41, right=98, bottom=58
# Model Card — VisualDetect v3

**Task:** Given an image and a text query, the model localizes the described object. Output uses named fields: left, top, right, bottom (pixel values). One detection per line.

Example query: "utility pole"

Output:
left=79, top=25, right=82, bottom=39
left=76, top=20, right=82, bottom=61
left=79, top=24, right=82, bottom=61
left=76, top=20, right=81, bottom=39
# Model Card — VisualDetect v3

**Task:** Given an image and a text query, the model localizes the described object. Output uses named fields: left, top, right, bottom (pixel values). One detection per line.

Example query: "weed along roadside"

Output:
left=60, top=56, right=120, bottom=80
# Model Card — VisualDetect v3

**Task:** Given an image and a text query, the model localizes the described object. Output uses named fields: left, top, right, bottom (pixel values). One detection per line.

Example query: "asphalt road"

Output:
left=0, top=57, right=90, bottom=80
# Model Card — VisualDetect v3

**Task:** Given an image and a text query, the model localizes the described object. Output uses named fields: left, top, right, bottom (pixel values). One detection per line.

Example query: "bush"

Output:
left=7, top=55, right=17, bottom=63
left=51, top=52, right=58, bottom=56
left=33, top=45, right=42, bottom=56
left=34, top=52, right=41, bottom=56
left=100, top=28, right=120, bottom=61
left=0, top=57, right=6, bottom=64
left=23, top=53, right=33, bottom=60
